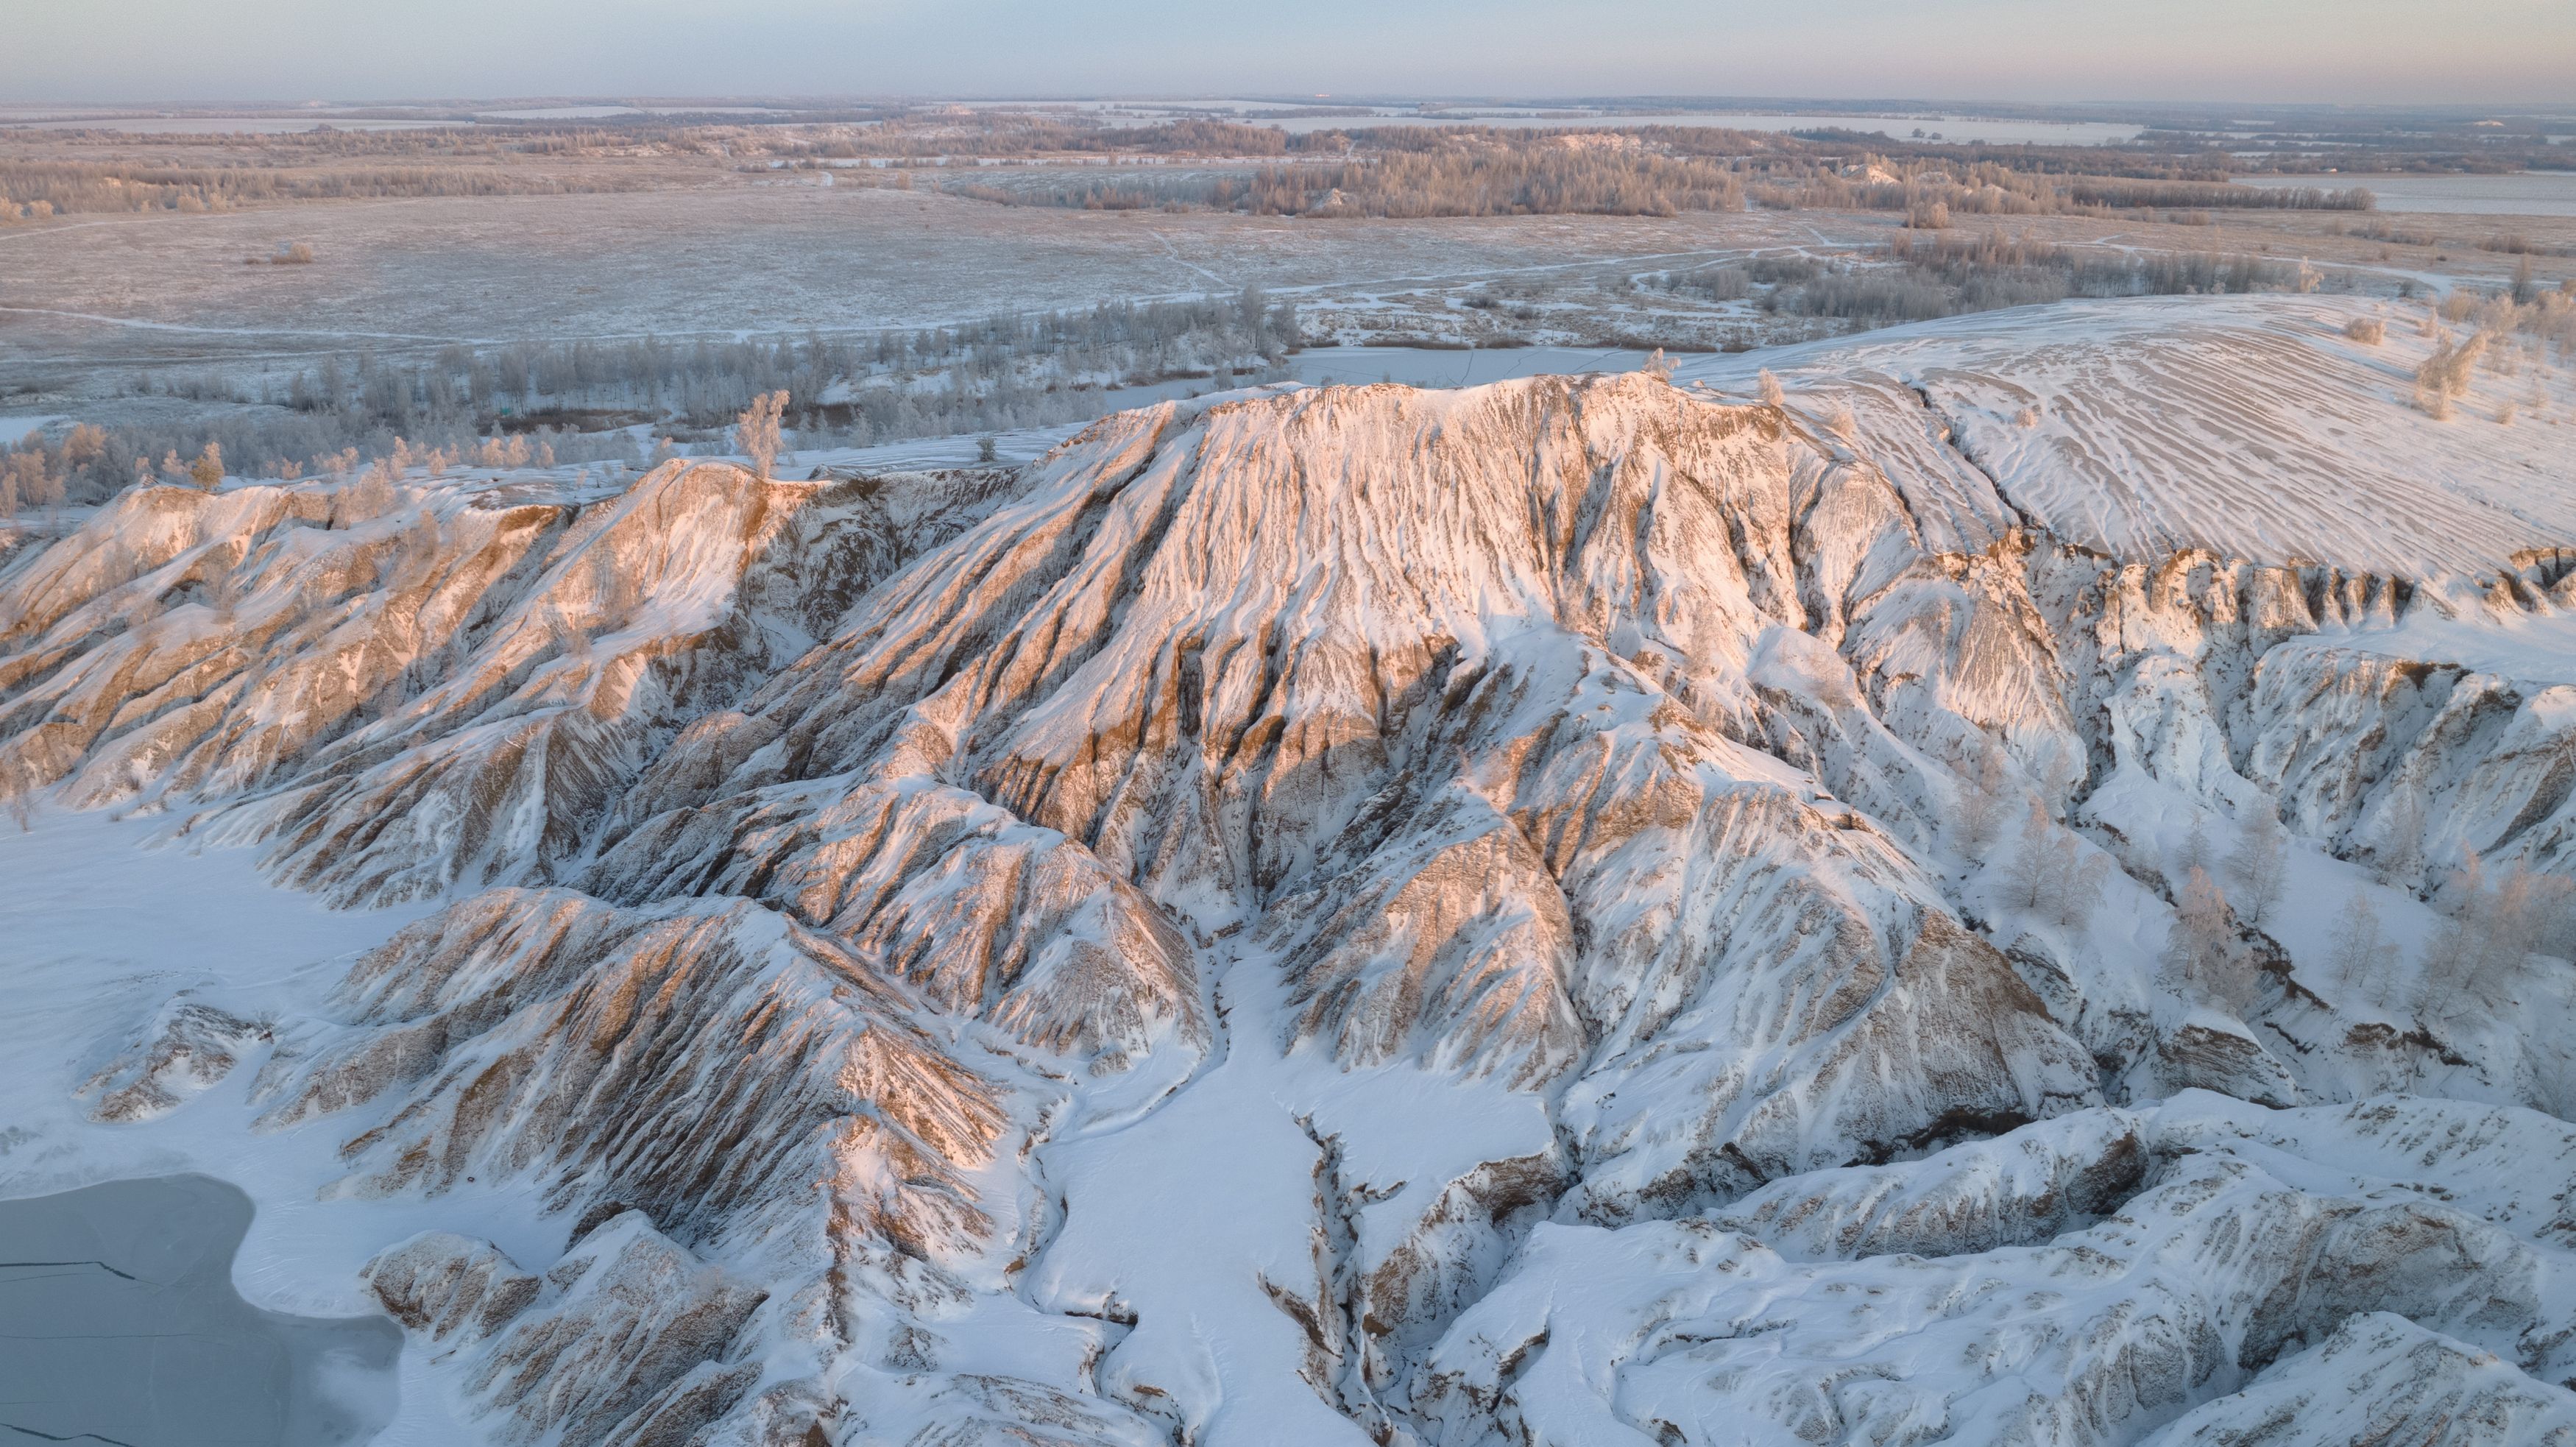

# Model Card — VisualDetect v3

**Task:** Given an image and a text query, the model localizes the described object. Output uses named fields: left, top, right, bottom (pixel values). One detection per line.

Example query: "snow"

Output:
left=2314, top=605, right=2576, bottom=686
left=7, top=303, right=2576, bottom=1445
left=1674, top=293, right=2576, bottom=579
left=0, top=806, right=512, bottom=1444
left=1027, top=939, right=1553, bottom=1445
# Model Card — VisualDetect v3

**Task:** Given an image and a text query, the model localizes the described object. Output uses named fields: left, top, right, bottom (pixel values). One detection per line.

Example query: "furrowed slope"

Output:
left=6, top=301, right=2576, bottom=1447
left=1677, top=294, right=2575, bottom=579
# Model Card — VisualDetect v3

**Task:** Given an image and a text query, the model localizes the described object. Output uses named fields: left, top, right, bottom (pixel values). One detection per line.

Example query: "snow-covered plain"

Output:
left=6, top=291, right=2576, bottom=1446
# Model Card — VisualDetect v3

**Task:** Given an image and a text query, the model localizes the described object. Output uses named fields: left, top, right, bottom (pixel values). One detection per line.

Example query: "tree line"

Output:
left=0, top=291, right=1300, bottom=508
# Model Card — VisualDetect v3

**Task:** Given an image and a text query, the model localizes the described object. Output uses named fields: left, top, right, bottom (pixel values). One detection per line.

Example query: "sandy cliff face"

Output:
left=10, top=325, right=2576, bottom=1446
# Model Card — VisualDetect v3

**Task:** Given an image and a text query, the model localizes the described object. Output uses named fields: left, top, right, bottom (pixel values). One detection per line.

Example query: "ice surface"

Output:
left=0, top=1173, right=401, bottom=1447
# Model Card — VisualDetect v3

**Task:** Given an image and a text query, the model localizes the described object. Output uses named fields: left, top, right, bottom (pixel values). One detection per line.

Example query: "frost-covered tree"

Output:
left=735, top=391, right=787, bottom=478
left=2325, top=888, right=2400, bottom=1005
left=2039, top=746, right=2079, bottom=817
left=61, top=422, right=106, bottom=468
left=4, top=452, right=60, bottom=520
left=2374, top=786, right=2428, bottom=894
left=2000, top=801, right=2109, bottom=929
left=2179, top=812, right=2214, bottom=878
left=1953, top=737, right=2009, bottom=856
left=2053, top=843, right=2111, bottom=931
left=189, top=442, right=224, bottom=491
left=1758, top=369, right=1784, bottom=407
left=2228, top=799, right=2289, bottom=926
left=2001, top=800, right=2055, bottom=911
left=2165, top=866, right=2252, bottom=1013
left=2424, top=855, right=2576, bottom=1018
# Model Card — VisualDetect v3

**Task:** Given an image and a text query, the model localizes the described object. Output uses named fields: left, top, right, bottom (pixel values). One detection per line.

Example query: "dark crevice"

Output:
left=1906, top=381, right=2039, bottom=537
left=1, top=1423, right=146, bottom=1447
left=0, top=1261, right=140, bottom=1282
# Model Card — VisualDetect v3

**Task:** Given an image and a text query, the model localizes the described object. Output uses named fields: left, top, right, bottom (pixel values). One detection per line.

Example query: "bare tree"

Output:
left=2053, top=845, right=2112, bottom=931
left=2165, top=866, right=2253, bottom=1013
left=2228, top=798, right=2290, bottom=926
left=735, top=390, right=788, bottom=479
left=1758, top=369, right=1785, bottom=407
left=2325, top=888, right=2399, bottom=1004
left=1953, top=737, right=2009, bottom=856
left=2039, top=746, right=2078, bottom=815
left=2426, top=857, right=2576, bottom=1016
left=2374, top=786, right=2427, bottom=893
left=2001, top=800, right=2054, bottom=911
left=2179, top=812, right=2214, bottom=878
left=2000, top=797, right=2110, bottom=929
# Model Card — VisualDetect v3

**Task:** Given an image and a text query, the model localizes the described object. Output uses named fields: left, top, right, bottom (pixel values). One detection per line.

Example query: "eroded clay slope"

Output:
left=7, top=333, right=2576, bottom=1447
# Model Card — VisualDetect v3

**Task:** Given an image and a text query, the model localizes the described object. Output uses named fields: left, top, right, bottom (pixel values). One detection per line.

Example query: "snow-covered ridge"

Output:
left=1676, top=294, right=2575, bottom=579
left=5, top=300, right=2576, bottom=1447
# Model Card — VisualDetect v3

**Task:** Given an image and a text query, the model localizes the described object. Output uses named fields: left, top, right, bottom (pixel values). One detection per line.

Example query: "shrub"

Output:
left=2345, top=316, right=2385, bottom=344
left=2416, top=332, right=2488, bottom=418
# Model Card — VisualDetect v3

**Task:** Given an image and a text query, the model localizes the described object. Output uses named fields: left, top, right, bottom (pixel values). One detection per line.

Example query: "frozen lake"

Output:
left=0, top=1173, right=401, bottom=1446
left=2237, top=171, right=2576, bottom=216
left=0, top=414, right=63, bottom=445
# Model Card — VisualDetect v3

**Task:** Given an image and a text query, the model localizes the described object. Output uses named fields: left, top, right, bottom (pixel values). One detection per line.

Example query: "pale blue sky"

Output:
left=6, top=0, right=2571, bottom=106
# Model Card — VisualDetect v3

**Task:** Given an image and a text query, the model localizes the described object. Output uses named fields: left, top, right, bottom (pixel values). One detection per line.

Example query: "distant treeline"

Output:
left=0, top=159, right=654, bottom=222
left=1653, top=233, right=2311, bottom=327
left=890, top=132, right=2373, bottom=222
left=2065, top=178, right=2373, bottom=210
left=1225, top=143, right=1744, bottom=217
left=0, top=292, right=1298, bottom=505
